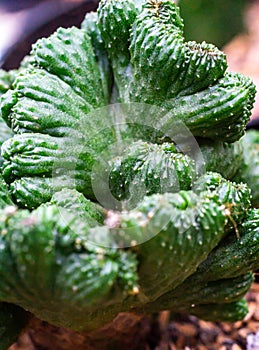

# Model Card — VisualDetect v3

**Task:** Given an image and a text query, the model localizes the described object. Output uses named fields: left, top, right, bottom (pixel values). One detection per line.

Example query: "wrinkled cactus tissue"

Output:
left=0, top=0, right=258, bottom=349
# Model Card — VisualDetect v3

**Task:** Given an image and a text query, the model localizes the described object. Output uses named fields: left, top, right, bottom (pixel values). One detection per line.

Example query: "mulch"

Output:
left=155, top=283, right=259, bottom=350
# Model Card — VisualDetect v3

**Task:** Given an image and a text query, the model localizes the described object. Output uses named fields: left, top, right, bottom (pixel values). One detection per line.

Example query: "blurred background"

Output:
left=0, top=0, right=258, bottom=124
left=0, top=0, right=99, bottom=68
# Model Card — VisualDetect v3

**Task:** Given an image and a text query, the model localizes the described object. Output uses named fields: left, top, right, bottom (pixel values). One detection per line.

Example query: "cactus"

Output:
left=0, top=0, right=258, bottom=348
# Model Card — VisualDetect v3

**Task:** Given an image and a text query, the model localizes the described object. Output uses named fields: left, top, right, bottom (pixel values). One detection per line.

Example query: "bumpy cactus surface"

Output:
left=0, top=0, right=258, bottom=348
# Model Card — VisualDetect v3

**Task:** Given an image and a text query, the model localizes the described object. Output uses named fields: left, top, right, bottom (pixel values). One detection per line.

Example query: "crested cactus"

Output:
left=0, top=0, right=258, bottom=348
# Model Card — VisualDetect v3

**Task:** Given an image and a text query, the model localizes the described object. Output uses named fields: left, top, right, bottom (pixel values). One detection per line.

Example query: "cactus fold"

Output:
left=0, top=0, right=258, bottom=346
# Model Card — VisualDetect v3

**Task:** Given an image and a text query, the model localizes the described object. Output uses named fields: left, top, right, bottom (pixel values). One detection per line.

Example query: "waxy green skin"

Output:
left=233, top=131, right=259, bottom=206
left=0, top=191, right=138, bottom=332
left=99, top=0, right=255, bottom=142
left=0, top=177, right=256, bottom=335
left=0, top=176, right=29, bottom=350
left=144, top=208, right=259, bottom=317
left=199, top=131, right=259, bottom=207
left=0, top=0, right=256, bottom=209
left=0, top=70, right=14, bottom=165
left=109, top=140, right=196, bottom=209
left=0, top=0, right=258, bottom=346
